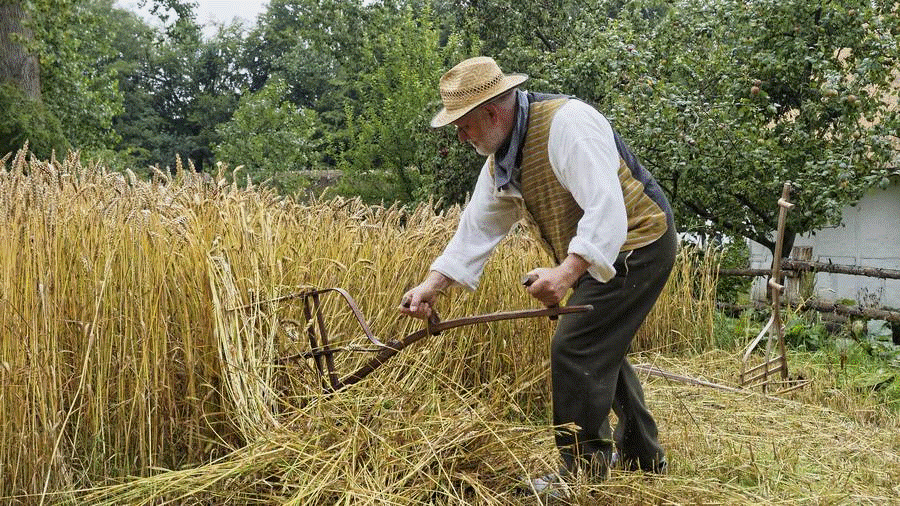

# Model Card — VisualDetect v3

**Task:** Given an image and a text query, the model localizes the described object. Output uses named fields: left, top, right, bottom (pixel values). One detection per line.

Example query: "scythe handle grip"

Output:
left=520, top=273, right=559, bottom=320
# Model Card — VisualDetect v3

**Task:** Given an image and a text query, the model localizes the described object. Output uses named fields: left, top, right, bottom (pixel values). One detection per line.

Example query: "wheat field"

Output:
left=1, top=148, right=897, bottom=505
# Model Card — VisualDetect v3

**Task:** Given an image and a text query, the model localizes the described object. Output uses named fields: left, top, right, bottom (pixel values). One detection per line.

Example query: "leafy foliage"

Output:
left=336, top=4, right=455, bottom=203
left=546, top=0, right=900, bottom=253
left=853, top=319, right=900, bottom=367
left=0, top=83, right=68, bottom=158
left=116, top=5, right=244, bottom=171
left=713, top=236, right=752, bottom=304
left=216, top=77, right=322, bottom=193
left=784, top=313, right=830, bottom=351
left=2, top=0, right=898, bottom=245
left=15, top=0, right=126, bottom=155
left=244, top=0, right=368, bottom=119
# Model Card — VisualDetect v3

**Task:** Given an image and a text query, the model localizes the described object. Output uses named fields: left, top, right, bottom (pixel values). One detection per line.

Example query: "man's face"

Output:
left=451, top=104, right=504, bottom=156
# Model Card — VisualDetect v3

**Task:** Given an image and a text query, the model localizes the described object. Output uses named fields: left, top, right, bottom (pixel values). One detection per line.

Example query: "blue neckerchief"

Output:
left=493, top=89, right=529, bottom=191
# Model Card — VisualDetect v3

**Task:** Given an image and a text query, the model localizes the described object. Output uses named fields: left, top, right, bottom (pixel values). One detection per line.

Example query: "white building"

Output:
left=748, top=182, right=900, bottom=310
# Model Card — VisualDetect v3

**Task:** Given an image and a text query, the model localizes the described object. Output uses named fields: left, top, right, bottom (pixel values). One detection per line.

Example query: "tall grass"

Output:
left=2, top=150, right=896, bottom=505
left=0, top=148, right=705, bottom=502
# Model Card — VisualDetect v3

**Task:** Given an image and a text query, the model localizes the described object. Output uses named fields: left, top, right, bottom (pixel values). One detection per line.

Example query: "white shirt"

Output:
left=430, top=99, right=628, bottom=290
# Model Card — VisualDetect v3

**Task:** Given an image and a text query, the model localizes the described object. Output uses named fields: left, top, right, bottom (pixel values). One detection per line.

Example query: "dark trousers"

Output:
left=552, top=220, right=676, bottom=475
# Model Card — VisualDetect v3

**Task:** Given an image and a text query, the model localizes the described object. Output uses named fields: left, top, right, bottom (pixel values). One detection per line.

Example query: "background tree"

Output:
left=245, top=0, right=367, bottom=121
left=3, top=0, right=898, bottom=248
left=107, top=3, right=173, bottom=170
left=216, top=77, right=322, bottom=192
left=336, top=3, right=462, bottom=203
left=547, top=0, right=899, bottom=255
left=109, top=0, right=248, bottom=172
left=0, top=1, right=66, bottom=157
left=433, top=0, right=585, bottom=57
left=0, top=1, right=40, bottom=99
left=25, top=0, right=126, bottom=155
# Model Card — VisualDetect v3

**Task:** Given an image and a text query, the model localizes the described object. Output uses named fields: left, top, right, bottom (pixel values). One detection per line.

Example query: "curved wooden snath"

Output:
left=270, top=288, right=592, bottom=393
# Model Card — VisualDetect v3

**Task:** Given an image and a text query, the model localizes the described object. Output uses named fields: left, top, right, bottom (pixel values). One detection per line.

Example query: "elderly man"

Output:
left=399, top=56, right=675, bottom=486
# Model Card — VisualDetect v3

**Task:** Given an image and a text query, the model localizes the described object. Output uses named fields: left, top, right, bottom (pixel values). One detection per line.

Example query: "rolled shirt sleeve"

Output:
left=429, top=159, right=520, bottom=290
left=548, top=100, right=628, bottom=283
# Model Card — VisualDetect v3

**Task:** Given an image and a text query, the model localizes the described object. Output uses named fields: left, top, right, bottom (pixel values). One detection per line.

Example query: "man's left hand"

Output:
left=523, top=267, right=571, bottom=307
left=524, top=254, right=589, bottom=306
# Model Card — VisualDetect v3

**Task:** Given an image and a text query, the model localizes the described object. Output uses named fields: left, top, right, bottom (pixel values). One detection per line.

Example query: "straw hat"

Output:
left=430, top=56, right=528, bottom=128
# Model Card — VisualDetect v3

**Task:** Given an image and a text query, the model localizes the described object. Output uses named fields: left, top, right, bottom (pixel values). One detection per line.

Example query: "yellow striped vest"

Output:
left=493, top=97, right=669, bottom=264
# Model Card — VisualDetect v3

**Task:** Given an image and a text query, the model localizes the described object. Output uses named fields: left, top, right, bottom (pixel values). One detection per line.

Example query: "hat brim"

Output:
left=430, top=74, right=528, bottom=128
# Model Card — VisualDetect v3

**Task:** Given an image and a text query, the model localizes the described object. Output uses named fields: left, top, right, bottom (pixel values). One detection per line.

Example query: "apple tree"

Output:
left=548, top=0, right=899, bottom=255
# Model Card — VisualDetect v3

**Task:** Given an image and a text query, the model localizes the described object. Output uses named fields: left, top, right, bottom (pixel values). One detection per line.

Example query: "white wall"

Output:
left=748, top=183, right=900, bottom=309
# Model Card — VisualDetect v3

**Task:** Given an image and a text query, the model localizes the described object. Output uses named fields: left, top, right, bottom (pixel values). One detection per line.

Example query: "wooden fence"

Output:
left=718, top=253, right=900, bottom=324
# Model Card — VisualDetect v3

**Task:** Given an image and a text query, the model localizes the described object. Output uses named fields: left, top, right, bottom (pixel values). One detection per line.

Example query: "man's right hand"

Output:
left=398, top=271, right=452, bottom=320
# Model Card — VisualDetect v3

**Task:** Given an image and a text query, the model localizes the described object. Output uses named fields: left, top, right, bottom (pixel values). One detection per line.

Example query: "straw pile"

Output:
left=0, top=148, right=897, bottom=505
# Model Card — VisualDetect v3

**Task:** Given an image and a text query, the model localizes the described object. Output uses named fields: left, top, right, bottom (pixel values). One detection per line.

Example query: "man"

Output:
left=399, top=56, right=675, bottom=485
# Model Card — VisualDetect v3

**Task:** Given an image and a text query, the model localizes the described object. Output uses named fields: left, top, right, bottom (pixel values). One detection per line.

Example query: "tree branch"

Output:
left=534, top=29, right=556, bottom=52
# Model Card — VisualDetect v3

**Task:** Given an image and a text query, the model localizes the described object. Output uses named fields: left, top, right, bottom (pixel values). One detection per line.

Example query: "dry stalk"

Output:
left=0, top=149, right=897, bottom=505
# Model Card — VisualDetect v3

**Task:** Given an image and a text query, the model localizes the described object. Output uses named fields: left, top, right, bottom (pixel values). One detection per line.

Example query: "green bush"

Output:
left=716, top=237, right=753, bottom=304
left=0, top=84, right=68, bottom=159
left=784, top=313, right=829, bottom=351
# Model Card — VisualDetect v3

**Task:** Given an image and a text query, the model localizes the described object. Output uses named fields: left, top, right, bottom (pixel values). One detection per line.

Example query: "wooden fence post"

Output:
left=787, top=246, right=813, bottom=303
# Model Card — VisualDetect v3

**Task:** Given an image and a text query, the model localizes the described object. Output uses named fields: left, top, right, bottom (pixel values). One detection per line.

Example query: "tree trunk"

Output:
left=0, top=2, right=41, bottom=100
left=780, top=229, right=796, bottom=259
